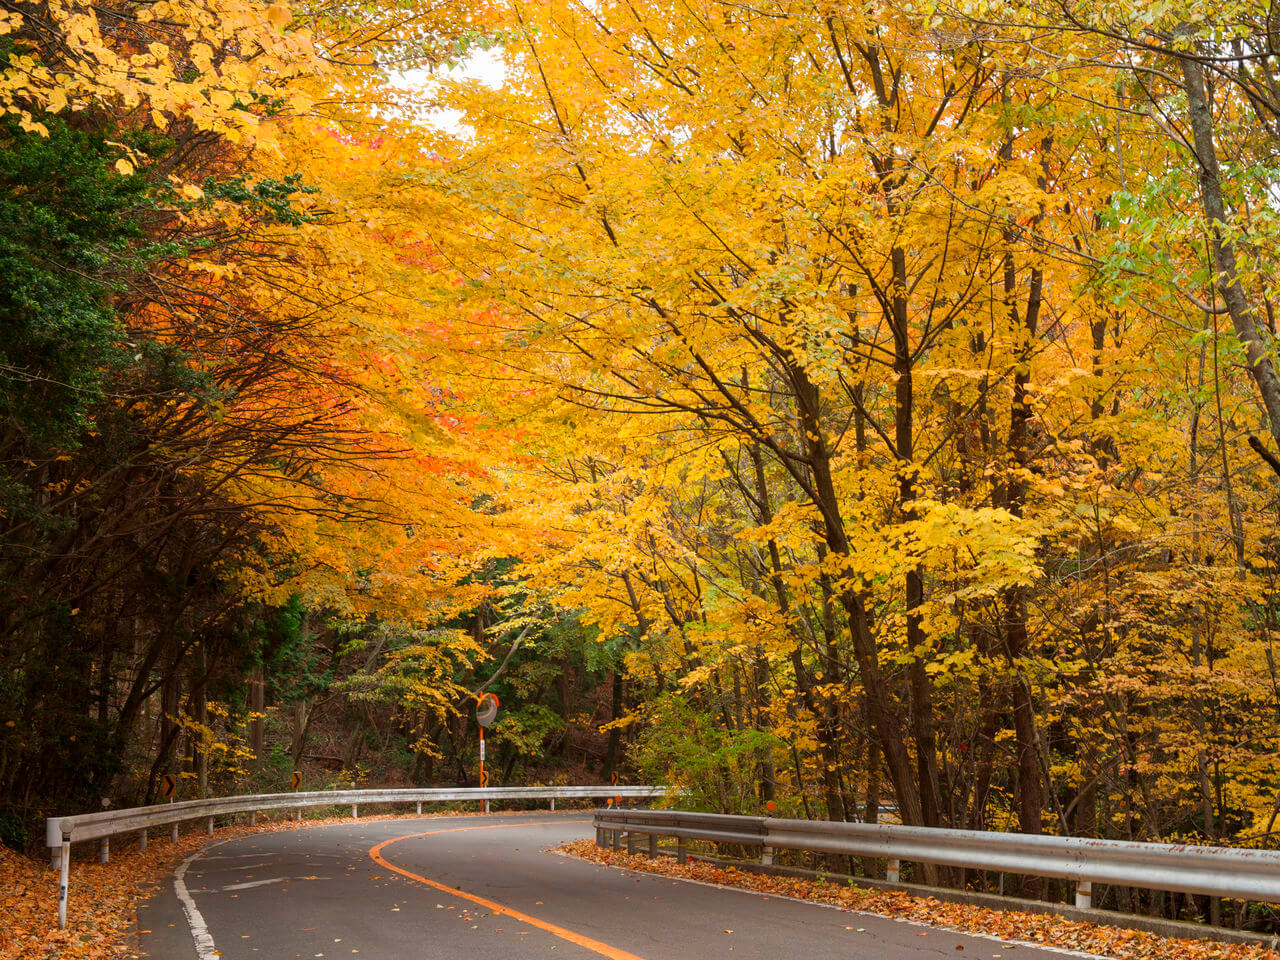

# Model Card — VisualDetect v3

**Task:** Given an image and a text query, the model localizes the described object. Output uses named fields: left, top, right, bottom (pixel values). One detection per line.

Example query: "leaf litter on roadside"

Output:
left=557, top=839, right=1280, bottom=960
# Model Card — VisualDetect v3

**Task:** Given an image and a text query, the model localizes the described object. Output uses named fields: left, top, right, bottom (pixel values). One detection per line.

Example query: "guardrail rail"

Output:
left=594, top=807, right=1280, bottom=916
left=47, top=784, right=668, bottom=928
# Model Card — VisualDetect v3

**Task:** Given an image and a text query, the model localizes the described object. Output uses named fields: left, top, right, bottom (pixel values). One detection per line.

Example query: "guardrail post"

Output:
left=484, top=798, right=491, bottom=814
left=648, top=833, right=658, bottom=858
left=352, top=803, right=358, bottom=819
left=206, top=817, right=214, bottom=836
left=761, top=845, right=773, bottom=866
left=887, top=858, right=901, bottom=882
left=249, top=811, right=256, bottom=827
left=1075, top=880, right=1092, bottom=909
left=416, top=802, right=422, bottom=815
left=550, top=798, right=556, bottom=811
left=626, top=832, right=636, bottom=855
left=57, top=834, right=70, bottom=930
left=611, top=829, right=621, bottom=851
left=677, top=838, right=687, bottom=863
left=595, top=827, right=605, bottom=847
left=171, top=822, right=178, bottom=843
left=99, top=838, right=109, bottom=864
left=137, top=829, right=147, bottom=851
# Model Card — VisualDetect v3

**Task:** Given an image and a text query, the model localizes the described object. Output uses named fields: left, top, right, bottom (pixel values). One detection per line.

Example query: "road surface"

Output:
left=138, top=812, right=1099, bottom=959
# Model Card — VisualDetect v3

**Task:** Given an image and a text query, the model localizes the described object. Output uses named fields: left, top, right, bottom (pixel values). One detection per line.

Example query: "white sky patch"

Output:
left=395, top=48, right=507, bottom=134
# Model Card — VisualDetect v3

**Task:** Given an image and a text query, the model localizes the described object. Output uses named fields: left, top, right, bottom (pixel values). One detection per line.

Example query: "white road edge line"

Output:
left=174, top=842, right=226, bottom=960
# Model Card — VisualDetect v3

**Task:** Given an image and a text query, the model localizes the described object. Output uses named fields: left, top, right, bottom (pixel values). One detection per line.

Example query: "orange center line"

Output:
left=368, top=820, right=647, bottom=960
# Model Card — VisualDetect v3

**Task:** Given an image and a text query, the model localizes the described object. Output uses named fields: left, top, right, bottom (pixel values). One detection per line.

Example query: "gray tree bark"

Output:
left=1179, top=51, right=1280, bottom=447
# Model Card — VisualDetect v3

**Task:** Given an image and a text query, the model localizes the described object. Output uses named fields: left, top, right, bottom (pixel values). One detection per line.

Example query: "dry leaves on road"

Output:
left=558, top=840, right=1280, bottom=960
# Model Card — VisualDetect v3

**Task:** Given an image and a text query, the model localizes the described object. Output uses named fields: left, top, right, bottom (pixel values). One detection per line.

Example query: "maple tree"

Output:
left=398, top=0, right=1280, bottom=921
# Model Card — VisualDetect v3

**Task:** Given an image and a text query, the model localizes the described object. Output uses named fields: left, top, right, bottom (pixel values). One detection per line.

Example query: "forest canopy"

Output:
left=5, top=0, right=1280, bottom=926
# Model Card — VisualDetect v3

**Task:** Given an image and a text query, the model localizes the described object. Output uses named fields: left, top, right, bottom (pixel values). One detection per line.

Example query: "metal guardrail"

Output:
left=48, top=784, right=668, bottom=928
left=594, top=807, right=1280, bottom=912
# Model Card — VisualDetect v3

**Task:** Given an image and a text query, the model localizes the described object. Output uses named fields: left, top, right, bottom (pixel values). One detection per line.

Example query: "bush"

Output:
left=628, top=694, right=779, bottom=814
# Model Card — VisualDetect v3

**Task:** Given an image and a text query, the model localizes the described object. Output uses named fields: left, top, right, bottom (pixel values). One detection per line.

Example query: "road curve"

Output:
left=138, top=811, right=1100, bottom=960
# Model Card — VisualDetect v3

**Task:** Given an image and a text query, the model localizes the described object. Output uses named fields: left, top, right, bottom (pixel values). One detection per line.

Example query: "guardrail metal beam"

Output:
left=48, top=784, right=669, bottom=929
left=593, top=808, right=1280, bottom=909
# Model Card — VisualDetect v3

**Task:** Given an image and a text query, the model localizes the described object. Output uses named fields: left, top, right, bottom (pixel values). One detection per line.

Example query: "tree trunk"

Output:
left=1002, top=198, right=1047, bottom=897
left=791, top=365, right=925, bottom=828
left=290, top=700, right=313, bottom=766
left=1179, top=51, right=1280, bottom=447
left=603, top=669, right=623, bottom=778
left=194, top=642, right=208, bottom=799
left=249, top=664, right=265, bottom=765
left=891, top=248, right=942, bottom=831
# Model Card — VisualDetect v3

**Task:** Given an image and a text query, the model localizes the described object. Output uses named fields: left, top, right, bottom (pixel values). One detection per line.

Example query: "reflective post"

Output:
left=479, top=727, right=489, bottom=813
left=57, top=835, right=70, bottom=929
left=887, top=858, right=901, bottom=882
left=1075, top=881, right=1092, bottom=909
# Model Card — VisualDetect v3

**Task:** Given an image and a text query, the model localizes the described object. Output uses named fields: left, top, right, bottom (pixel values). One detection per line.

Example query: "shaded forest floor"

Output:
left=557, top=840, right=1280, bottom=960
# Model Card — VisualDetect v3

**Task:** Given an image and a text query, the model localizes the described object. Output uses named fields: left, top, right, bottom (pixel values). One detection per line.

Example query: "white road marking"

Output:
left=222, top=877, right=287, bottom=891
left=174, top=848, right=219, bottom=960
left=200, top=854, right=278, bottom=861
left=218, top=876, right=331, bottom=891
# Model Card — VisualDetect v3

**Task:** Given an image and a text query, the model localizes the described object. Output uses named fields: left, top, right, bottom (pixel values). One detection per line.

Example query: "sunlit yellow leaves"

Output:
left=3, top=0, right=319, bottom=149
left=17, top=115, right=48, bottom=137
left=190, top=41, right=215, bottom=71
left=374, top=0, right=1280, bottom=843
left=266, top=2, right=291, bottom=27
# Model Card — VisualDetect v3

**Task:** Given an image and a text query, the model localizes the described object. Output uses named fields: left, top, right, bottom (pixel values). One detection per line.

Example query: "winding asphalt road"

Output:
left=137, top=812, right=1099, bottom=960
